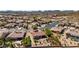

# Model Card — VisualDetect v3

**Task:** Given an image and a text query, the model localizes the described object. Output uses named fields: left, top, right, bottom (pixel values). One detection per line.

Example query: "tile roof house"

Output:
left=0, top=28, right=9, bottom=38
left=27, top=30, right=49, bottom=47
left=30, top=30, right=47, bottom=40
left=51, top=27, right=64, bottom=33
left=66, top=29, right=79, bottom=38
left=5, top=23, right=16, bottom=28
left=7, top=31, right=26, bottom=40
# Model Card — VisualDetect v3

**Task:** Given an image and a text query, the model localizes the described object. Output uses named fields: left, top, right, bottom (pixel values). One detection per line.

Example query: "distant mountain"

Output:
left=0, top=10, right=78, bottom=16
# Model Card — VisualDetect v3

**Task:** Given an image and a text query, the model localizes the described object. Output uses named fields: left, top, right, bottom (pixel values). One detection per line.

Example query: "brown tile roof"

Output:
left=7, top=31, right=25, bottom=39
left=31, top=31, right=46, bottom=37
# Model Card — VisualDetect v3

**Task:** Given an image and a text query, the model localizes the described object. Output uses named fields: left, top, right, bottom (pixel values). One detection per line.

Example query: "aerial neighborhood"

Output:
left=0, top=11, right=79, bottom=48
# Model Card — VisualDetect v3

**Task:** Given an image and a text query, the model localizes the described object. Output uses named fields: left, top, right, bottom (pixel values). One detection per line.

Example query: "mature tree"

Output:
left=33, top=16, right=38, bottom=22
left=44, top=28, right=52, bottom=37
left=32, top=25, right=38, bottom=30
left=21, top=36, right=31, bottom=47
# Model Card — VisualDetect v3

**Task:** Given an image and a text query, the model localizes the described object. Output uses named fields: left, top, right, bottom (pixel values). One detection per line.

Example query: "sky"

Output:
left=0, top=0, right=79, bottom=11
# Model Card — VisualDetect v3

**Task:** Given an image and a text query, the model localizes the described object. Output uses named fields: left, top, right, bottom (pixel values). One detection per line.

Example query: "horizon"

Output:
left=0, top=10, right=79, bottom=12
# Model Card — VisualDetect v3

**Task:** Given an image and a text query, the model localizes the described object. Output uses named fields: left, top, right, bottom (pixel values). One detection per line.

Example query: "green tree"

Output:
left=33, top=16, right=38, bottom=21
left=21, top=36, right=31, bottom=47
left=5, top=38, right=13, bottom=48
left=44, top=28, right=52, bottom=37
left=32, top=25, right=38, bottom=30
